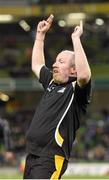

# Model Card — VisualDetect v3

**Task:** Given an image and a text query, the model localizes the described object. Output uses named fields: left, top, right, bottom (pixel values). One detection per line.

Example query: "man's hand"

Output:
left=71, top=21, right=83, bottom=39
left=4, top=151, right=15, bottom=162
left=37, top=14, right=54, bottom=34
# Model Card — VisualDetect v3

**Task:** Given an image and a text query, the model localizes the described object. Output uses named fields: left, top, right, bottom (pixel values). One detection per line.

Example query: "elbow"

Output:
left=77, top=71, right=91, bottom=87
left=32, top=62, right=36, bottom=73
left=32, top=64, right=34, bottom=72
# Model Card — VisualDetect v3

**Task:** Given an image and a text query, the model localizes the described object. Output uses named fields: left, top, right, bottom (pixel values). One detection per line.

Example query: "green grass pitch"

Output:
left=0, top=172, right=109, bottom=179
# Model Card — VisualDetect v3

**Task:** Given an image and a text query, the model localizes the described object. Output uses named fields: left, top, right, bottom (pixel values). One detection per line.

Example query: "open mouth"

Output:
left=53, top=69, right=58, bottom=73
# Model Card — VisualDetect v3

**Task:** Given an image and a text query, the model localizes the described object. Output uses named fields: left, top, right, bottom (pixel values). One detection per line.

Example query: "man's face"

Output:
left=52, top=51, right=76, bottom=84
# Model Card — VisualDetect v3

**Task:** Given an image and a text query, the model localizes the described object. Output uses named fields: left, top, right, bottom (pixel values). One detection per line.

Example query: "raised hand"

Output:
left=37, top=14, right=54, bottom=34
left=71, top=21, right=83, bottom=39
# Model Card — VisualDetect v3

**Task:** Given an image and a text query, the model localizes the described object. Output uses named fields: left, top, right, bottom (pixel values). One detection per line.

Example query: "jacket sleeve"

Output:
left=74, top=79, right=91, bottom=114
left=39, top=66, right=52, bottom=90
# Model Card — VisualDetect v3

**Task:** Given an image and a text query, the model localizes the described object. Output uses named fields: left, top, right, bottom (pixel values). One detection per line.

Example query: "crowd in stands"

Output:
left=30, top=0, right=109, bottom=4
left=72, top=108, right=109, bottom=162
left=0, top=17, right=109, bottom=78
left=0, top=35, right=32, bottom=78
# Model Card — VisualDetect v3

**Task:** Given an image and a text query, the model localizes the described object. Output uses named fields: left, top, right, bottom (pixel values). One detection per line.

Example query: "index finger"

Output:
left=80, top=20, right=83, bottom=30
left=46, top=14, right=54, bottom=24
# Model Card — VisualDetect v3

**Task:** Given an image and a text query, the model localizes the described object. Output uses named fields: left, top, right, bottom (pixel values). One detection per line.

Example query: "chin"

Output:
left=54, top=78, right=67, bottom=84
left=53, top=75, right=68, bottom=84
left=54, top=79, right=60, bottom=84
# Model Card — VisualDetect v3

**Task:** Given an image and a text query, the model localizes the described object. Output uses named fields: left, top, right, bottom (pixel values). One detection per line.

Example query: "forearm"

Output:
left=32, top=14, right=54, bottom=77
left=72, top=37, right=91, bottom=86
left=32, top=32, right=45, bottom=74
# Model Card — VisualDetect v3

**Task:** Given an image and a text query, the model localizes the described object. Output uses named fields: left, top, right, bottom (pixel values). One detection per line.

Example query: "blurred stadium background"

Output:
left=0, top=0, right=109, bottom=179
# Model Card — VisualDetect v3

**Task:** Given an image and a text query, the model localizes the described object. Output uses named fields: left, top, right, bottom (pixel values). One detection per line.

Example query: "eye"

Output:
left=59, top=59, right=64, bottom=63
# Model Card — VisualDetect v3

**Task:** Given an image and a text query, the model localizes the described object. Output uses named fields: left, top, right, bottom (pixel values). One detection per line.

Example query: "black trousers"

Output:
left=23, top=154, right=68, bottom=179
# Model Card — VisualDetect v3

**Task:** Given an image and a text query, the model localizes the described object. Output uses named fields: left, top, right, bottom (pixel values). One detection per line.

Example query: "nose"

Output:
left=53, top=61, right=57, bottom=68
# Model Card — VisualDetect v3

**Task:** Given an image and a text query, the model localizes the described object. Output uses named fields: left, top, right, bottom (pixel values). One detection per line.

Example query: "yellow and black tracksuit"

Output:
left=24, top=66, right=91, bottom=179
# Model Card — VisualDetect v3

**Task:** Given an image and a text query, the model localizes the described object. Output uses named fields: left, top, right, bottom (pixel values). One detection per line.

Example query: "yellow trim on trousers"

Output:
left=50, top=155, right=64, bottom=180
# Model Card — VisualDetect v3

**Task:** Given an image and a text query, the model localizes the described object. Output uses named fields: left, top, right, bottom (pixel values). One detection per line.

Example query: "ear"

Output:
left=70, top=67, right=77, bottom=76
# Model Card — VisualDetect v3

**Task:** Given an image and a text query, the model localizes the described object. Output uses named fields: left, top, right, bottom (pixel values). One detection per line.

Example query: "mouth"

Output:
left=53, top=69, right=58, bottom=74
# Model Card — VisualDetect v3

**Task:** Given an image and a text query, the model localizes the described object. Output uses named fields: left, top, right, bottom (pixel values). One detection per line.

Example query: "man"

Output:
left=0, top=117, right=14, bottom=164
left=24, top=14, right=91, bottom=179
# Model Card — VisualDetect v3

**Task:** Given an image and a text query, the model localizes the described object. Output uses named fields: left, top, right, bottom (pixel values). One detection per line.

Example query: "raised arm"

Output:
left=32, top=14, right=54, bottom=78
left=71, top=21, right=91, bottom=87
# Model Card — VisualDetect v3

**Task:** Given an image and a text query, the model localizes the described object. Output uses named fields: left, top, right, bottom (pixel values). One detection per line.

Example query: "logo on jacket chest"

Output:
left=57, top=87, right=66, bottom=93
left=47, top=85, right=66, bottom=93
